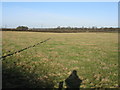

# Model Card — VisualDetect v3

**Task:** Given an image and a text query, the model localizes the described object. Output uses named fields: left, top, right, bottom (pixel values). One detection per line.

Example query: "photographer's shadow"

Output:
left=59, top=70, right=82, bottom=90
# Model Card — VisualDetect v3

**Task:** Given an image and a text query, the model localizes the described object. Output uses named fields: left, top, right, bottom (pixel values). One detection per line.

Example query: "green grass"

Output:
left=2, top=31, right=118, bottom=88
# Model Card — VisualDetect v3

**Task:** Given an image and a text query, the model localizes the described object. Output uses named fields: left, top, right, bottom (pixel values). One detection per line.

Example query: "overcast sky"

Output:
left=2, top=2, right=118, bottom=28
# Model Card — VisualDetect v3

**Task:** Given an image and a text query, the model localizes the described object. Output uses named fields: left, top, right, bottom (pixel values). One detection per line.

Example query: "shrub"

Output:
left=16, top=26, right=28, bottom=30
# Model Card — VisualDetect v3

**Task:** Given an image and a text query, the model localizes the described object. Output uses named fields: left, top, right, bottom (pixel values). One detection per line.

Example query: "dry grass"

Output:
left=2, top=31, right=118, bottom=88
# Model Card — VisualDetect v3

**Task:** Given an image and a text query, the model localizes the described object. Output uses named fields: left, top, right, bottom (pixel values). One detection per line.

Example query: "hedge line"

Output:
left=1, top=28, right=119, bottom=33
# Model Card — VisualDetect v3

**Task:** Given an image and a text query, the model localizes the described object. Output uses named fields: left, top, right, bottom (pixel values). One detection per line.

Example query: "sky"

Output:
left=1, top=0, right=119, bottom=2
left=2, top=2, right=118, bottom=28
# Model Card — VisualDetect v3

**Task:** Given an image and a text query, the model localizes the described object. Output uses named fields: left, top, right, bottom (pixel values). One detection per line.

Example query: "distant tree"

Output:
left=67, top=26, right=71, bottom=28
left=16, top=26, right=28, bottom=30
left=92, top=26, right=97, bottom=29
left=57, top=26, right=60, bottom=28
left=82, top=26, right=84, bottom=29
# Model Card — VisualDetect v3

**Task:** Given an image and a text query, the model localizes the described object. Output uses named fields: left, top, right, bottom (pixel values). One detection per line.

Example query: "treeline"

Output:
left=1, top=27, right=119, bottom=33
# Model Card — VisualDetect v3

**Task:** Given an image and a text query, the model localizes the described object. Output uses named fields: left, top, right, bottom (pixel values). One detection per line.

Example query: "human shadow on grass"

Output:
left=2, top=64, right=55, bottom=89
left=58, top=70, right=82, bottom=90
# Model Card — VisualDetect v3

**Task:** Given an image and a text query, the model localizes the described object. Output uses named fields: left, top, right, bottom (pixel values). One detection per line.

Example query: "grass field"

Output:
left=2, top=31, right=118, bottom=88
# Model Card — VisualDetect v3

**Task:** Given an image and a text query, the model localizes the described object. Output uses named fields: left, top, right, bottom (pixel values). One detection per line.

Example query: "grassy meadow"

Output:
left=2, top=31, right=118, bottom=88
